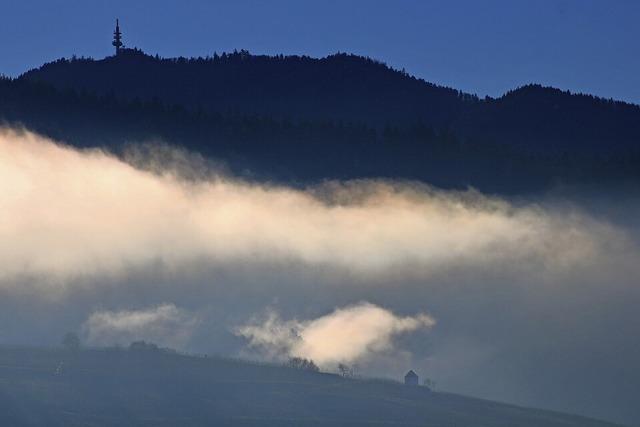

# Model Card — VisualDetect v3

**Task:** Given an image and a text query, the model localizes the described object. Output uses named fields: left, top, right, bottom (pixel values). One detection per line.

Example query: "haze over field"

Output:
left=1, top=128, right=639, bottom=424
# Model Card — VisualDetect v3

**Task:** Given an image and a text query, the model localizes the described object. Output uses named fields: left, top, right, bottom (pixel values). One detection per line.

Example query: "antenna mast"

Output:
left=112, top=19, right=123, bottom=55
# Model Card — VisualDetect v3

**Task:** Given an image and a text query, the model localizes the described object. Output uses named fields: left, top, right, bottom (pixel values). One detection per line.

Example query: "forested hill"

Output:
left=1, top=50, right=638, bottom=193
left=19, top=49, right=640, bottom=155
left=19, top=49, right=467, bottom=130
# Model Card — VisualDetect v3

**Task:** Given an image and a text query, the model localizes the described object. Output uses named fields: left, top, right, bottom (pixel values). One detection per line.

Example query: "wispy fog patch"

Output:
left=121, top=141, right=230, bottom=181
left=82, top=304, right=198, bottom=348
left=235, top=302, right=435, bottom=367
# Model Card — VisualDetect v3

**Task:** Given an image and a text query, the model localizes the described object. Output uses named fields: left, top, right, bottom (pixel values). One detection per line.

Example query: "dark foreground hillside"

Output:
left=0, top=347, right=624, bottom=427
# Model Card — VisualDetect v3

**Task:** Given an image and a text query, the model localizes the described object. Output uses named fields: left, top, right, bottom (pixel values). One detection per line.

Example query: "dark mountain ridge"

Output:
left=1, top=50, right=639, bottom=193
left=19, top=49, right=640, bottom=155
left=19, top=49, right=468, bottom=130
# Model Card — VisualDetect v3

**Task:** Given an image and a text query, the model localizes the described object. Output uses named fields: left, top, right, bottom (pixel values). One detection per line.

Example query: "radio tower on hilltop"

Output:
left=112, top=19, right=123, bottom=55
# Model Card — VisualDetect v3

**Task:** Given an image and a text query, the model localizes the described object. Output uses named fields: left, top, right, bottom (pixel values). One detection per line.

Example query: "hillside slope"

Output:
left=0, top=347, right=626, bottom=427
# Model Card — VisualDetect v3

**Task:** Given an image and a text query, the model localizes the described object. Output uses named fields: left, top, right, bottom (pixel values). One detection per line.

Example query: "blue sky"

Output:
left=2, top=0, right=639, bottom=103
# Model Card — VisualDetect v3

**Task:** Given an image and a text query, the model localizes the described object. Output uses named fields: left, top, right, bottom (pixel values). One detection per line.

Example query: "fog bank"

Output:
left=1, top=128, right=639, bottom=425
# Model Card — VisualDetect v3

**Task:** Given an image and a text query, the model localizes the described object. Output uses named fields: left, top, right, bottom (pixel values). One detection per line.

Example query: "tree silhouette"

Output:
left=287, top=357, right=319, bottom=372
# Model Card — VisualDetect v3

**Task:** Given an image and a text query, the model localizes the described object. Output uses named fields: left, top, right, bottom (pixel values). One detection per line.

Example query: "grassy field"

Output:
left=0, top=346, right=625, bottom=427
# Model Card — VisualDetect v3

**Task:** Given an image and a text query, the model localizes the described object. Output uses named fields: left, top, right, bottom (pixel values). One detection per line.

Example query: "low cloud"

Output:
left=236, top=302, right=435, bottom=366
left=0, top=128, right=617, bottom=286
left=82, top=304, right=198, bottom=348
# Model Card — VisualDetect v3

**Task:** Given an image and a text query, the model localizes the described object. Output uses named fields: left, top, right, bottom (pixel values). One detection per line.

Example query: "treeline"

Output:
left=2, top=76, right=638, bottom=193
